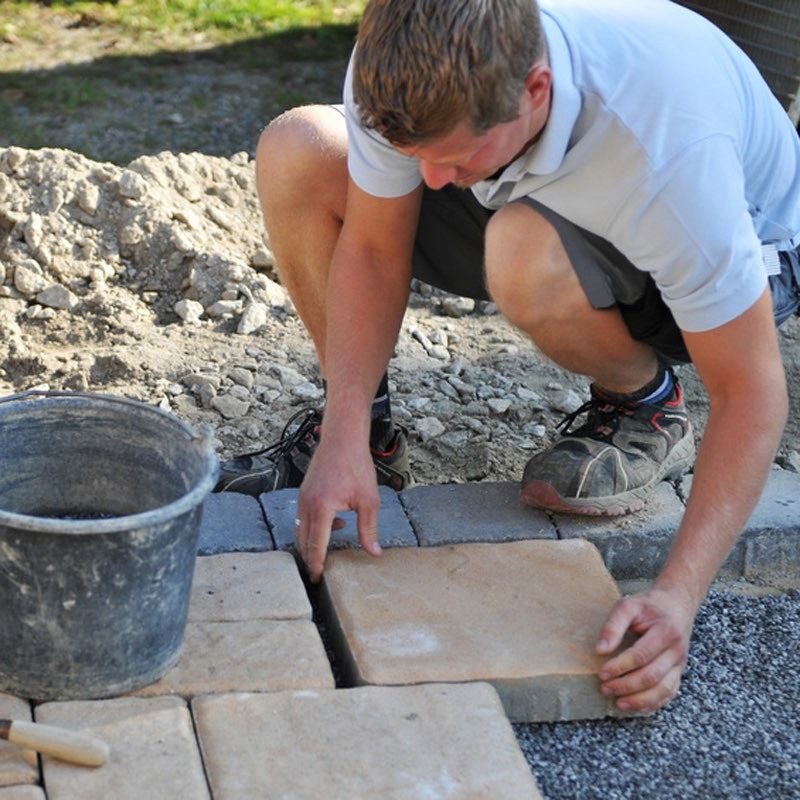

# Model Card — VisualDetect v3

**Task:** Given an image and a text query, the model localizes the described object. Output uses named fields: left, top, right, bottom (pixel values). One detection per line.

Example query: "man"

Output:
left=230, top=0, right=800, bottom=712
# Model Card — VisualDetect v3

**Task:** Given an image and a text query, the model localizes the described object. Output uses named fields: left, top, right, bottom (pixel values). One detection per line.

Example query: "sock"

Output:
left=599, top=365, right=675, bottom=405
left=370, top=374, right=396, bottom=452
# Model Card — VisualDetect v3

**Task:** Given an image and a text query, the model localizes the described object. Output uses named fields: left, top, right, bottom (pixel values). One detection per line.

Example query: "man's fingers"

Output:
left=599, top=618, right=685, bottom=682
left=611, top=664, right=684, bottom=713
left=596, top=596, right=643, bottom=655
left=600, top=647, right=684, bottom=698
left=356, top=500, right=382, bottom=557
left=299, top=507, right=337, bottom=584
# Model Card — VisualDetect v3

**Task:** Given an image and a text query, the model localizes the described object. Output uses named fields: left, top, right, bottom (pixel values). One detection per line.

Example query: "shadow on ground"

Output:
left=0, top=23, right=357, bottom=162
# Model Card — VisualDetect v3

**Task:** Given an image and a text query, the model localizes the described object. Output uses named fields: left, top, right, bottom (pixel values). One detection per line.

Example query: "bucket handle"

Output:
left=0, top=390, right=215, bottom=446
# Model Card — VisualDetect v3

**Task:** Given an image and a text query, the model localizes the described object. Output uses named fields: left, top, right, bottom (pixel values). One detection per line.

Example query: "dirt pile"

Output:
left=1, top=145, right=798, bottom=484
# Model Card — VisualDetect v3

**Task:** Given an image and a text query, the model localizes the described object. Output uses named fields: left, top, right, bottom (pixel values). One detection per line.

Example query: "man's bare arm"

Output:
left=597, top=288, right=788, bottom=711
left=296, top=179, right=423, bottom=581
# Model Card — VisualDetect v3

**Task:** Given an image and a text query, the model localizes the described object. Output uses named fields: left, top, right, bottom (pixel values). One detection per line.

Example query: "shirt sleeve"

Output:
left=607, top=135, right=768, bottom=333
left=342, top=49, right=423, bottom=198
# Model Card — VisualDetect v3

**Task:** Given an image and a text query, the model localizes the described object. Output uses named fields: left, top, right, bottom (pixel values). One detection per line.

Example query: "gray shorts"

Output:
left=412, top=184, right=800, bottom=364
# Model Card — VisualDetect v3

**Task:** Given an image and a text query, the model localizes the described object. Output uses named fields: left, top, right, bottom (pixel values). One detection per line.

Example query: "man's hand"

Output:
left=295, top=438, right=383, bottom=583
left=595, top=585, right=699, bottom=713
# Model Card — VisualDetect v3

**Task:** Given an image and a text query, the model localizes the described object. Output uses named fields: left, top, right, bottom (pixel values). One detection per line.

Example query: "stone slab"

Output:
left=193, top=683, right=542, bottom=799
left=188, top=552, right=311, bottom=622
left=0, top=695, right=37, bottom=788
left=555, top=481, right=685, bottom=579
left=261, top=486, right=417, bottom=551
left=131, top=619, right=333, bottom=697
left=322, top=539, right=628, bottom=722
left=0, top=788, right=45, bottom=800
left=197, top=492, right=272, bottom=555
left=400, top=481, right=555, bottom=545
left=36, top=696, right=208, bottom=800
left=683, top=469, right=800, bottom=581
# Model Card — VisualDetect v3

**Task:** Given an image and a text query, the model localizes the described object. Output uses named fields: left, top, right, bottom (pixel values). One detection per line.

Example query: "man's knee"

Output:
left=256, top=106, right=348, bottom=211
left=484, top=201, right=577, bottom=325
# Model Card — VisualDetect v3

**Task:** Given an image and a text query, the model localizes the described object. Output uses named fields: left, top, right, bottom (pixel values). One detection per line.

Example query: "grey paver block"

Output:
left=261, top=486, right=417, bottom=551
left=0, top=787, right=45, bottom=800
left=192, top=683, right=543, bottom=799
left=188, top=552, right=311, bottom=622
left=400, top=481, right=555, bottom=545
left=131, top=619, right=333, bottom=697
left=683, top=469, right=800, bottom=581
left=197, top=492, right=272, bottom=555
left=555, top=481, right=685, bottom=579
left=36, top=696, right=208, bottom=800
left=322, top=540, right=630, bottom=722
left=0, top=695, right=37, bottom=788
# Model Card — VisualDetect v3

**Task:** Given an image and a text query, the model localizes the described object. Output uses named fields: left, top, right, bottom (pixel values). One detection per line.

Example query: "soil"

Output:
left=1, top=7, right=799, bottom=487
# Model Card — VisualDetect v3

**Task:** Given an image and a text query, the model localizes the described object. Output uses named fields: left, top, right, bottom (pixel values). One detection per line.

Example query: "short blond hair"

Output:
left=353, top=0, right=544, bottom=145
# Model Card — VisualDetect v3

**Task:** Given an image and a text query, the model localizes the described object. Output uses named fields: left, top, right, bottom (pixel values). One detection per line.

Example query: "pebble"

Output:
left=36, top=284, right=78, bottom=310
left=415, top=416, right=445, bottom=441
left=206, top=299, right=242, bottom=318
left=487, top=397, right=512, bottom=415
left=437, top=380, right=461, bottom=402
left=291, top=381, right=324, bottom=401
left=117, top=169, right=147, bottom=200
left=406, top=397, right=431, bottom=411
left=549, top=388, right=585, bottom=414
left=174, top=298, right=204, bottom=324
left=237, top=301, right=268, bottom=335
left=227, top=367, right=254, bottom=389
left=211, top=394, right=250, bottom=419
left=13, top=261, right=48, bottom=296
left=428, top=344, right=450, bottom=361
left=441, top=296, right=475, bottom=317
left=524, top=422, right=547, bottom=438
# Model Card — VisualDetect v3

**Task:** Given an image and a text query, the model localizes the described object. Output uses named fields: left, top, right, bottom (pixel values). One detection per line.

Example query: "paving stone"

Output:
left=131, top=619, right=333, bottom=697
left=188, top=552, right=311, bottom=622
left=555, top=481, right=685, bottom=579
left=683, top=469, right=800, bottom=581
left=400, top=481, right=555, bottom=545
left=197, top=492, right=272, bottom=555
left=322, top=540, right=629, bottom=722
left=261, top=486, right=417, bottom=551
left=36, top=696, right=208, bottom=800
left=193, top=683, right=543, bottom=799
left=0, top=695, right=37, bottom=788
left=0, top=788, right=45, bottom=800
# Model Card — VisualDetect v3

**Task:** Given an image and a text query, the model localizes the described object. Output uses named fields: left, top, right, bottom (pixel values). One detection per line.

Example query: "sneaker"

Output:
left=214, top=409, right=414, bottom=496
left=521, top=380, right=695, bottom=516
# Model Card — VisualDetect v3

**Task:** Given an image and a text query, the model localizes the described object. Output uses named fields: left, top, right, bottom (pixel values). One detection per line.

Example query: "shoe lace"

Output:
left=556, top=393, right=635, bottom=439
left=235, top=407, right=320, bottom=462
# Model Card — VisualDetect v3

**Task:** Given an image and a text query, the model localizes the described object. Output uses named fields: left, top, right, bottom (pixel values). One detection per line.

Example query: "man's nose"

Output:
left=419, top=161, right=457, bottom=190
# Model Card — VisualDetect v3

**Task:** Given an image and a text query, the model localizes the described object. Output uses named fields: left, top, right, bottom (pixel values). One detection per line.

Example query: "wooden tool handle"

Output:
left=8, top=721, right=109, bottom=767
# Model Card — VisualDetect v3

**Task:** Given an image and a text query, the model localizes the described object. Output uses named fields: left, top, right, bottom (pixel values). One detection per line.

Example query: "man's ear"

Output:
left=525, top=63, right=553, bottom=109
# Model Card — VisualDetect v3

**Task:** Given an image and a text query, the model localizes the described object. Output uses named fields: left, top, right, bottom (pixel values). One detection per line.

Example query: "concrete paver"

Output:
left=131, top=619, right=334, bottom=697
left=0, top=788, right=45, bottom=800
left=193, top=683, right=543, bottom=799
left=36, top=696, right=208, bottom=800
left=400, top=481, right=555, bottom=545
left=197, top=492, right=272, bottom=555
left=321, top=539, right=629, bottom=722
left=555, top=481, right=685, bottom=579
left=261, top=486, right=417, bottom=551
left=683, top=469, right=800, bottom=581
left=0, top=695, right=37, bottom=788
left=187, top=551, right=311, bottom=622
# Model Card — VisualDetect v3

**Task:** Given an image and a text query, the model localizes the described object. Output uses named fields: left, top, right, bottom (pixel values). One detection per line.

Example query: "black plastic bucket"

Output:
left=0, top=391, right=218, bottom=700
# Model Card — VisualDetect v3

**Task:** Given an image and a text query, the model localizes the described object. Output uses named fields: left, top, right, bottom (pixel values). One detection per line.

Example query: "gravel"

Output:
left=514, top=590, right=800, bottom=799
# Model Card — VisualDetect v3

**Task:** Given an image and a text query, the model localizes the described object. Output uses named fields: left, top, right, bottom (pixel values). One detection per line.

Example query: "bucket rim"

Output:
left=0, top=390, right=219, bottom=535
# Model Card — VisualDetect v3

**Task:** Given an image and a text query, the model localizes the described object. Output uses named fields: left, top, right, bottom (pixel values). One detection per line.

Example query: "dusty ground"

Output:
left=1, top=7, right=798, bottom=486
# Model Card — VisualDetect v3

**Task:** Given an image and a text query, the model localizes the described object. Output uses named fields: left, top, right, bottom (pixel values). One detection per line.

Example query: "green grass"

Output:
left=0, top=0, right=367, bottom=45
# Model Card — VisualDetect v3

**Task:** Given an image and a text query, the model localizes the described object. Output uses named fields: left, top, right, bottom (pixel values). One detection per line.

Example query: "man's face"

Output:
left=396, top=118, right=532, bottom=189
left=394, top=69, right=551, bottom=190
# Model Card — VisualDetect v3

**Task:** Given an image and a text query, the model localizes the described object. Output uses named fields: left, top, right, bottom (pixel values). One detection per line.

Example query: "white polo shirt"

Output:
left=343, top=0, right=800, bottom=332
